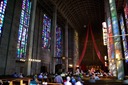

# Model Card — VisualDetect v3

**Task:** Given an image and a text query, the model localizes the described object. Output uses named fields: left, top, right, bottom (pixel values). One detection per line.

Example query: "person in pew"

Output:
left=18, top=73, right=23, bottom=78
left=71, top=76, right=76, bottom=85
left=89, top=74, right=96, bottom=83
left=94, top=74, right=100, bottom=80
left=38, top=73, right=43, bottom=83
left=54, top=72, right=63, bottom=84
left=38, top=73, right=43, bottom=79
left=12, top=72, right=18, bottom=78
left=43, top=73, right=48, bottom=82
left=0, top=80, right=3, bottom=85
left=30, top=75, right=39, bottom=85
left=75, top=77, right=83, bottom=85
left=64, top=76, right=72, bottom=85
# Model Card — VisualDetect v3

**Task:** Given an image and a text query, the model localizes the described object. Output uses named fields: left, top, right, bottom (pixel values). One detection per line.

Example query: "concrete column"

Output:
left=65, top=21, right=68, bottom=72
left=73, top=31, right=79, bottom=73
left=50, top=6, right=57, bottom=74
left=26, top=0, right=37, bottom=75
left=35, top=8, right=41, bottom=74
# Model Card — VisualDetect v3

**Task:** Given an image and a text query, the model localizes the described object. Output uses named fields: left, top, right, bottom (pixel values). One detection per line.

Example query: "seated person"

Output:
left=54, top=72, right=63, bottom=84
left=18, top=73, right=23, bottom=78
left=71, top=76, right=76, bottom=85
left=30, top=75, right=39, bottom=85
left=89, top=75, right=96, bottom=83
left=38, top=73, right=43, bottom=82
left=12, top=72, right=18, bottom=78
left=0, top=80, right=3, bottom=85
left=64, top=76, right=72, bottom=85
left=75, top=77, right=83, bottom=85
left=94, top=74, right=100, bottom=80
left=38, top=73, right=43, bottom=79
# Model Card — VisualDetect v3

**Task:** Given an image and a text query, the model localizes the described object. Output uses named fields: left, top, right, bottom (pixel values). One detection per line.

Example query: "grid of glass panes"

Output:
left=124, top=3, right=128, bottom=63
left=17, top=0, right=31, bottom=58
left=56, top=26, right=62, bottom=57
left=0, top=0, right=7, bottom=39
left=42, top=14, right=51, bottom=49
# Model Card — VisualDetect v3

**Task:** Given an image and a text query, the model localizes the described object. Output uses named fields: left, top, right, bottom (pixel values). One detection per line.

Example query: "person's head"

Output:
left=67, top=76, right=70, bottom=81
left=77, top=77, right=81, bottom=81
left=33, top=75, right=37, bottom=80
left=95, top=74, right=98, bottom=76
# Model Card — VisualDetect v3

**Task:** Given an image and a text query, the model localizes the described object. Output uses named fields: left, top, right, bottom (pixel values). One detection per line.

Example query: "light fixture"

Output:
left=62, top=57, right=65, bottom=59
left=84, top=25, right=86, bottom=28
left=69, top=64, right=73, bottom=67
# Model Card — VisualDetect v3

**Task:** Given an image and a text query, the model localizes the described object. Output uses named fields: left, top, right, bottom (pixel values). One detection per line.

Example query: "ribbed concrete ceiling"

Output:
left=41, top=0, right=124, bottom=30
left=50, top=0, right=105, bottom=32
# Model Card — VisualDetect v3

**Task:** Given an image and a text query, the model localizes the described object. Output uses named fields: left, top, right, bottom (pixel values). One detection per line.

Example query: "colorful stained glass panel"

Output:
left=17, top=0, right=31, bottom=58
left=42, top=14, right=51, bottom=50
left=56, top=26, right=62, bottom=58
left=0, top=0, right=7, bottom=39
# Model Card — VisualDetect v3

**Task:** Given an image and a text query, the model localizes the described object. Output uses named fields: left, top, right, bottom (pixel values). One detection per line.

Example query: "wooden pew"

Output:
left=47, top=83, right=63, bottom=85
left=0, top=77, right=32, bottom=85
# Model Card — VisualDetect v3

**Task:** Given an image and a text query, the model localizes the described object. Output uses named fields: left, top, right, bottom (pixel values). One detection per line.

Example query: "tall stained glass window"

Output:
left=109, top=0, right=124, bottom=80
left=124, top=2, right=128, bottom=63
left=56, top=26, right=62, bottom=58
left=42, top=14, right=51, bottom=50
left=120, top=14, right=128, bottom=63
left=17, top=0, right=31, bottom=58
left=0, top=0, right=7, bottom=40
left=124, top=2, right=128, bottom=31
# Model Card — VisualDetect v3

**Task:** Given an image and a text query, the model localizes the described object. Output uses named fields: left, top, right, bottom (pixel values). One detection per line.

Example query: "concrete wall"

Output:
left=0, top=0, right=52, bottom=75
left=0, top=0, right=22, bottom=75
left=0, top=0, right=76, bottom=75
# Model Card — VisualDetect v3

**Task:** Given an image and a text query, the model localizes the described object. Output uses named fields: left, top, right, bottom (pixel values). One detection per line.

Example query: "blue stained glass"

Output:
left=56, top=26, right=62, bottom=58
left=17, top=0, right=31, bottom=58
left=109, top=0, right=125, bottom=80
left=124, top=3, right=128, bottom=63
left=42, top=14, right=51, bottom=50
left=0, top=0, right=7, bottom=39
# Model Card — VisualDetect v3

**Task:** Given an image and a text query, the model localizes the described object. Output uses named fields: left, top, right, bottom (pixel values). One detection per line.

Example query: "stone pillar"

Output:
left=73, top=31, right=79, bottom=73
left=50, top=6, right=57, bottom=74
left=109, top=0, right=124, bottom=80
left=35, top=8, right=42, bottom=74
left=65, top=21, right=68, bottom=72
left=26, top=0, right=37, bottom=75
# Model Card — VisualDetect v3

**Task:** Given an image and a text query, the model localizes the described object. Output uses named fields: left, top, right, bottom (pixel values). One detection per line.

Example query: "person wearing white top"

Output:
left=75, top=77, right=83, bottom=85
left=75, top=81, right=83, bottom=85
left=64, top=76, right=72, bottom=85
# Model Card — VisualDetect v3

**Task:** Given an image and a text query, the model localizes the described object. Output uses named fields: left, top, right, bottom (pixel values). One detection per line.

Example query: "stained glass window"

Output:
left=124, top=2, right=128, bottom=31
left=124, top=3, right=128, bottom=63
left=17, top=0, right=31, bottom=58
left=56, top=26, right=62, bottom=58
left=0, top=0, right=7, bottom=40
left=109, top=0, right=124, bottom=80
left=120, top=14, right=128, bottom=63
left=42, top=14, right=51, bottom=50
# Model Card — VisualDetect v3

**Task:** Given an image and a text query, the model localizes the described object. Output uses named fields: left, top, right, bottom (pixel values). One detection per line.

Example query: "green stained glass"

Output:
left=17, top=0, right=31, bottom=58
